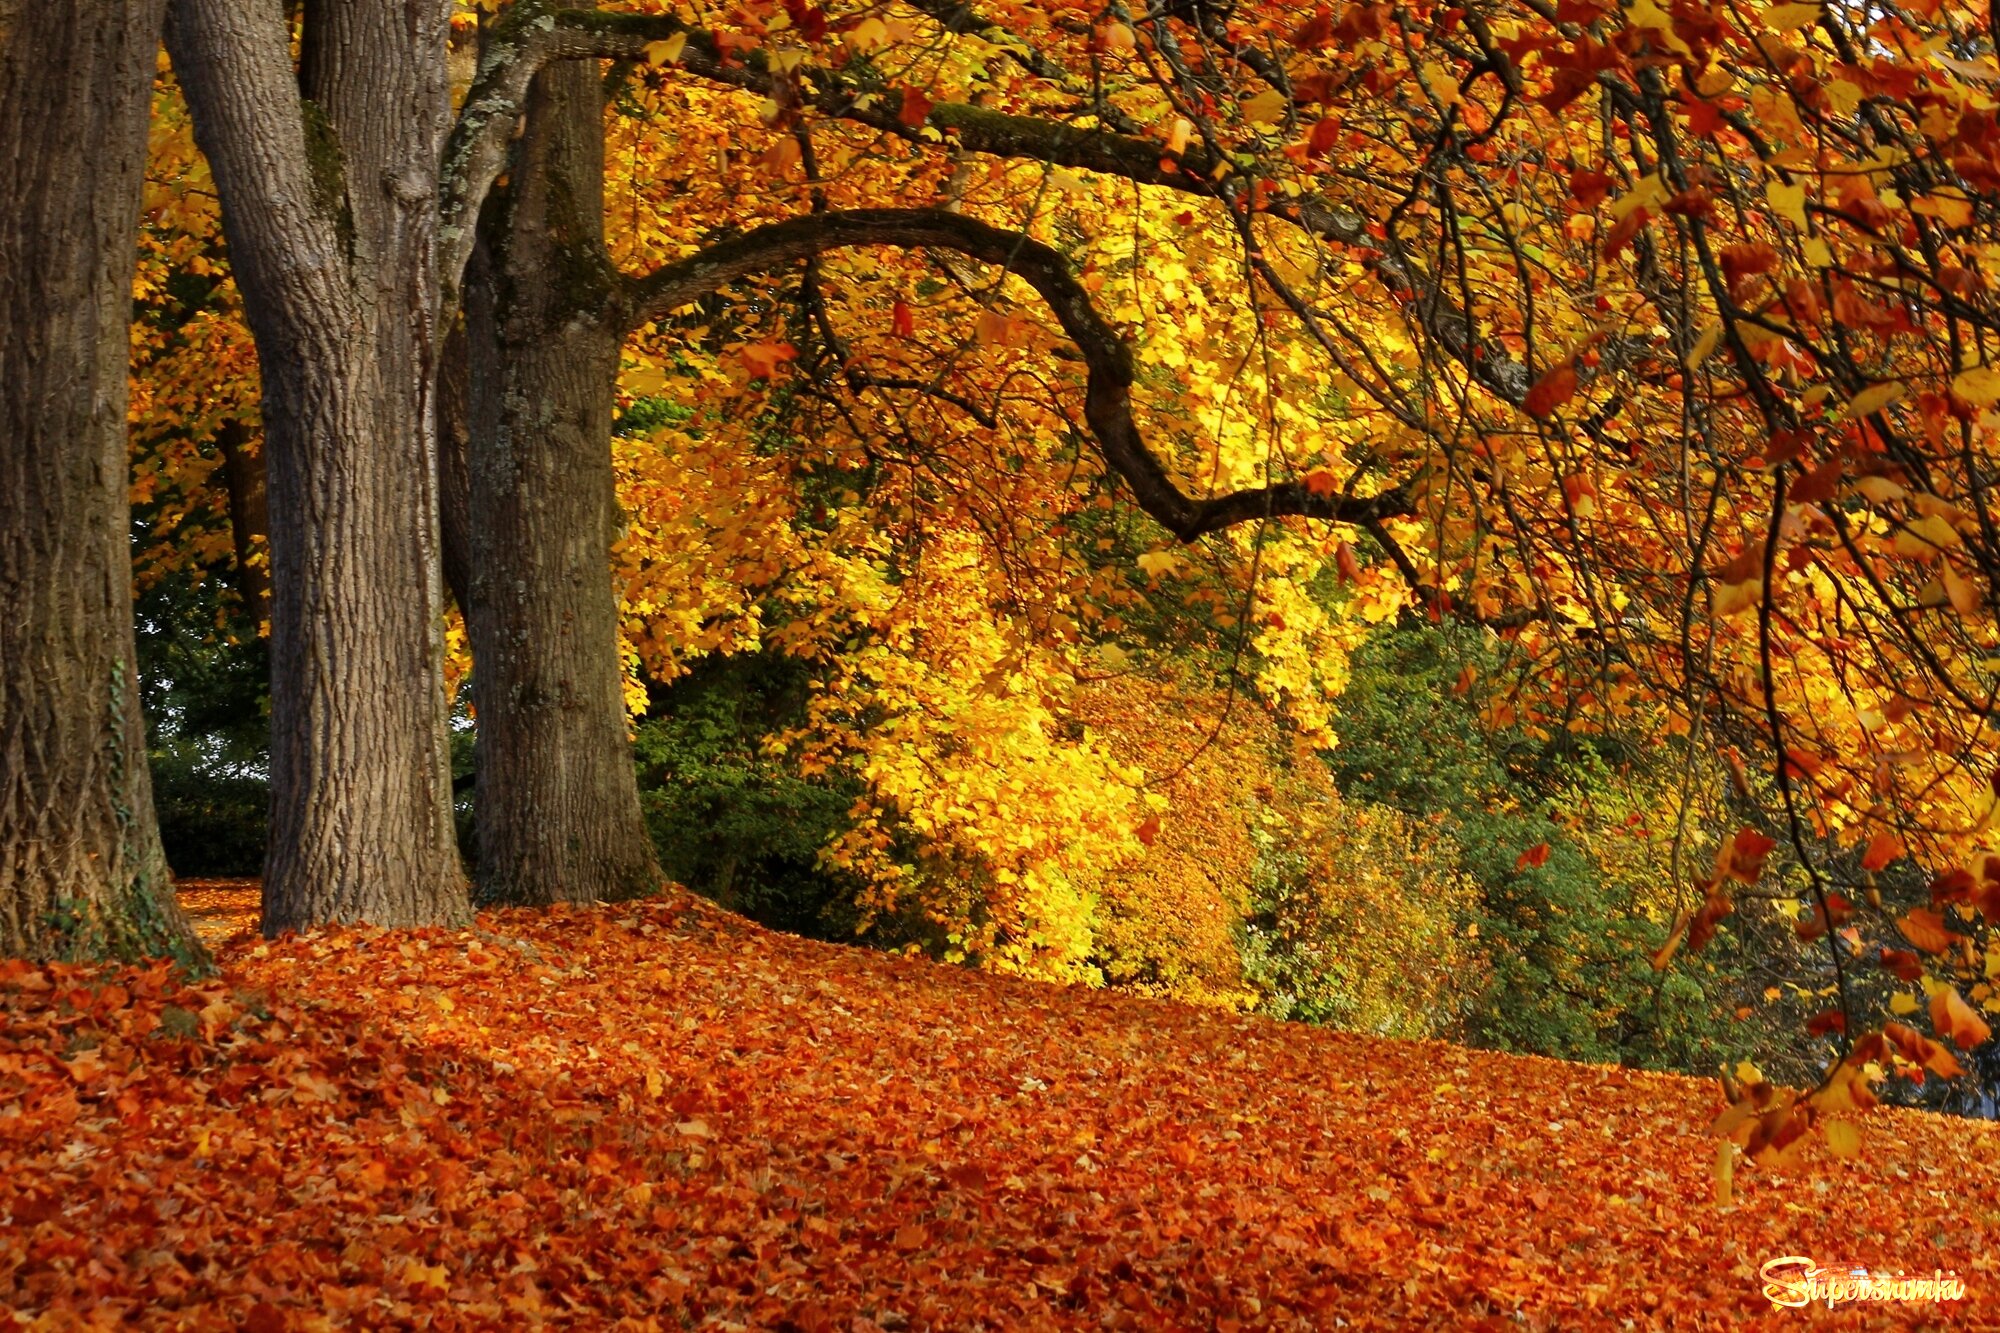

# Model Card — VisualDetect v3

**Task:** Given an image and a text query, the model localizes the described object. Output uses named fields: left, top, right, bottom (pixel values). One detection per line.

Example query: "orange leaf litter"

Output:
left=4, top=882, right=1996, bottom=1330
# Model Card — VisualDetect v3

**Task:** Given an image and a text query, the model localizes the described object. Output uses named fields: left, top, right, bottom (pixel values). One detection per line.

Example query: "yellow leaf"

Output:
left=1825, top=1120, right=1861, bottom=1159
left=1686, top=323, right=1722, bottom=369
left=1627, top=0, right=1692, bottom=52
left=402, top=1260, right=451, bottom=1293
left=1766, top=181, right=1808, bottom=228
left=1953, top=366, right=2000, bottom=406
left=1713, top=1139, right=1734, bottom=1205
left=1610, top=173, right=1666, bottom=222
left=1850, top=475, right=1906, bottom=505
left=1241, top=89, right=1289, bottom=126
left=1713, top=578, right=1761, bottom=618
left=846, top=16, right=889, bottom=51
left=1911, top=192, right=1975, bottom=228
left=643, top=33, right=688, bottom=64
left=1763, top=2, right=1820, bottom=31
left=1845, top=381, right=1902, bottom=419
left=1891, top=991, right=1920, bottom=1015
left=1420, top=62, right=1463, bottom=107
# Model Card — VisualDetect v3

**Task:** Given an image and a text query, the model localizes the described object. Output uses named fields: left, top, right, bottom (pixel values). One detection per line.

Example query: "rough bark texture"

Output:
left=167, top=0, right=468, bottom=932
left=0, top=0, right=207, bottom=965
left=463, top=9, right=660, bottom=905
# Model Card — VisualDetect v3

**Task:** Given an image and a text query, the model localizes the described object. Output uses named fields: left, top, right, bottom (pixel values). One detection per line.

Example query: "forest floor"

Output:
left=3, top=882, right=1997, bottom=1330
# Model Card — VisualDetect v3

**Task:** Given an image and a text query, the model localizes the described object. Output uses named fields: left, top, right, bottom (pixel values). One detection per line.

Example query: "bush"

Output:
left=633, top=653, right=868, bottom=939
left=134, top=572, right=270, bottom=877
left=1239, top=799, right=1483, bottom=1038
left=1323, top=623, right=1738, bottom=1069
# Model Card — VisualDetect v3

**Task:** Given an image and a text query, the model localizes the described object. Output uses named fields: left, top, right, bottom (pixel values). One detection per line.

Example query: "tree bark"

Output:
left=167, top=0, right=469, bottom=932
left=213, top=420, right=271, bottom=617
left=0, top=0, right=207, bottom=965
left=462, top=9, right=661, bottom=905
left=436, top=318, right=473, bottom=616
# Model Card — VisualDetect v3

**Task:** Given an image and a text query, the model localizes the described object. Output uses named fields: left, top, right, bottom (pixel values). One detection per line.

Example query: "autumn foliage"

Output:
left=3, top=883, right=1993, bottom=1329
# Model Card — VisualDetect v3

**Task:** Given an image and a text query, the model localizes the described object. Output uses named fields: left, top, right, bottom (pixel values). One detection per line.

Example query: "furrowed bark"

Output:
left=0, top=0, right=207, bottom=965
left=167, top=0, right=469, bottom=932
left=461, top=2, right=661, bottom=906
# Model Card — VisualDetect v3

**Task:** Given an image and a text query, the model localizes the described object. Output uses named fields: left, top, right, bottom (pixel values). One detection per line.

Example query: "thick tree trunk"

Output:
left=463, top=9, right=660, bottom=905
left=0, top=0, right=207, bottom=964
left=167, top=0, right=468, bottom=932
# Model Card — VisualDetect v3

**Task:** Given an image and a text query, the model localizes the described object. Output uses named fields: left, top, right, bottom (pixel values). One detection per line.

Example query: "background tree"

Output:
left=0, top=0, right=205, bottom=965
left=456, top=0, right=662, bottom=905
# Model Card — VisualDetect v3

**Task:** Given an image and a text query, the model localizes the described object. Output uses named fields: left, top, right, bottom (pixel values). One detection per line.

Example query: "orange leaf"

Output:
left=1514, top=841, right=1551, bottom=871
left=1898, top=907, right=1958, bottom=954
left=1931, top=985, right=1993, bottom=1050
left=1860, top=829, right=1903, bottom=872
left=740, top=340, right=797, bottom=379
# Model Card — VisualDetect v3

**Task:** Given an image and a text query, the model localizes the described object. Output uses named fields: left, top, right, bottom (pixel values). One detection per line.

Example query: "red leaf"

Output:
left=1682, top=94, right=1726, bottom=139
left=1879, top=947, right=1924, bottom=982
left=891, top=299, right=916, bottom=339
left=1930, top=868, right=1976, bottom=905
left=1515, top=841, right=1552, bottom=871
left=1569, top=169, right=1613, bottom=210
left=898, top=87, right=934, bottom=128
left=1524, top=365, right=1578, bottom=419
left=1601, top=207, right=1649, bottom=260
left=1291, top=9, right=1335, bottom=48
left=1789, top=457, right=1842, bottom=505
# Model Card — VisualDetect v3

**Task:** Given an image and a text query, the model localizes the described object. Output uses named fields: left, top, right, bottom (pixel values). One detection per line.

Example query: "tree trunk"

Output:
left=213, top=420, right=271, bottom=616
left=167, top=0, right=468, bottom=932
left=463, top=8, right=660, bottom=905
left=436, top=318, right=473, bottom=616
left=0, top=0, right=207, bottom=965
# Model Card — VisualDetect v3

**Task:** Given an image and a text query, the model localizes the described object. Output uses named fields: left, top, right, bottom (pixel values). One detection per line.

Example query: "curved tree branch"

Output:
left=437, top=3, right=1535, bottom=407
left=615, top=207, right=1412, bottom=543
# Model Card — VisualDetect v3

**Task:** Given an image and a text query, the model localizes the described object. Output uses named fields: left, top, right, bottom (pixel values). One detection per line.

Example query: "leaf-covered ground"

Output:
left=4, top=883, right=1997, bottom=1329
